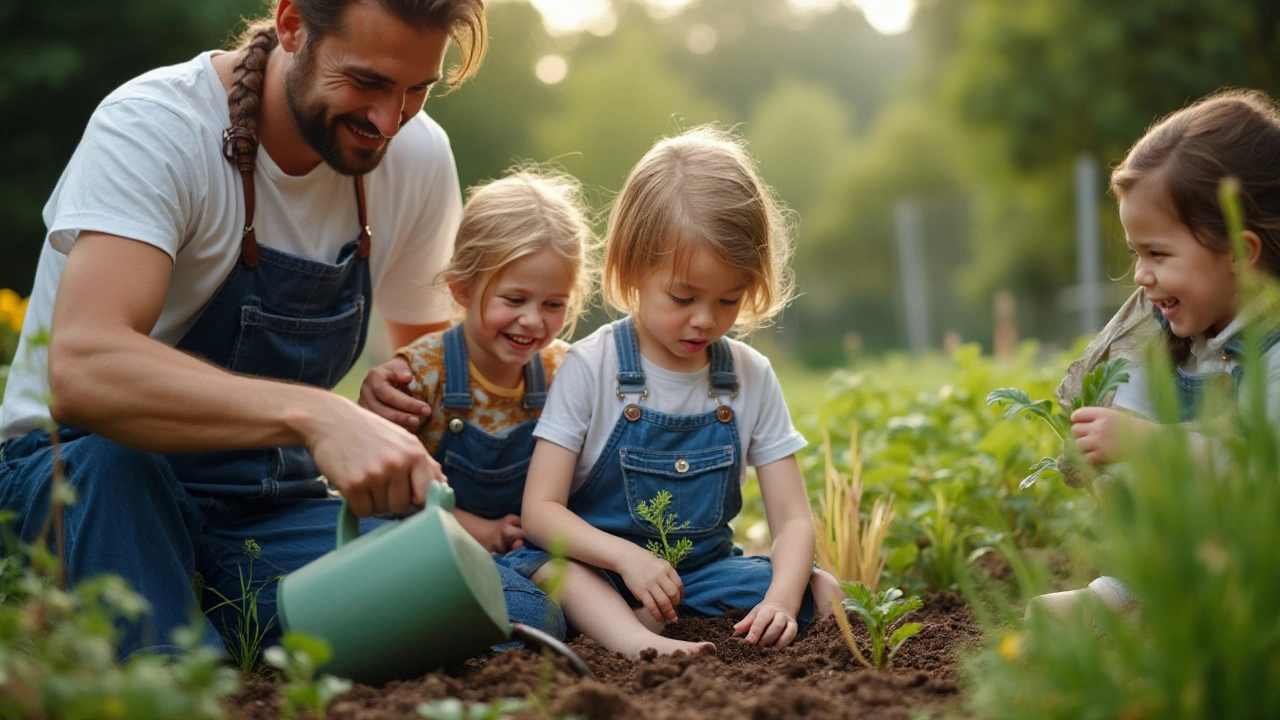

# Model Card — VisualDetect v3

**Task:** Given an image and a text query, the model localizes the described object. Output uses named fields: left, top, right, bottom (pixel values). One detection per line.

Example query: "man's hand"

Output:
left=308, top=396, right=446, bottom=517
left=1070, top=406, right=1154, bottom=464
left=733, top=600, right=799, bottom=648
left=616, top=545, right=683, bottom=624
left=359, top=356, right=431, bottom=432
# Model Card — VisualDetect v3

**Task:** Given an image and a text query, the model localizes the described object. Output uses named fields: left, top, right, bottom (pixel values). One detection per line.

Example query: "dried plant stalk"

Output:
left=815, top=425, right=895, bottom=593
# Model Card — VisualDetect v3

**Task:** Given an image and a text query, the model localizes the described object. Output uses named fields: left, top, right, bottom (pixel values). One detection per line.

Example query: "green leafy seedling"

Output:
left=986, top=357, right=1131, bottom=489
left=264, top=632, right=352, bottom=720
left=833, top=582, right=923, bottom=670
left=635, top=489, right=693, bottom=569
left=418, top=698, right=530, bottom=720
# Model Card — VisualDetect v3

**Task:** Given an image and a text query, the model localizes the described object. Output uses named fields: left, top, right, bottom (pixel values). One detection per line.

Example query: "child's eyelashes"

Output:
left=669, top=295, right=694, bottom=306
left=719, top=297, right=742, bottom=307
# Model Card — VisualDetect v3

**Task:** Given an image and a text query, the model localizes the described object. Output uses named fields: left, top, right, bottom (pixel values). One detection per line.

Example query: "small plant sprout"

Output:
left=986, top=357, right=1131, bottom=492
left=815, top=425, right=895, bottom=593
left=832, top=582, right=924, bottom=670
left=418, top=697, right=530, bottom=720
left=202, top=537, right=283, bottom=672
left=264, top=632, right=352, bottom=720
left=636, top=490, right=693, bottom=568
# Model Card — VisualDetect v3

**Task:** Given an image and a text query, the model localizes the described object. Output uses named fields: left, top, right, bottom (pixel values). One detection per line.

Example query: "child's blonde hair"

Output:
left=443, top=166, right=597, bottom=337
left=602, top=125, right=795, bottom=333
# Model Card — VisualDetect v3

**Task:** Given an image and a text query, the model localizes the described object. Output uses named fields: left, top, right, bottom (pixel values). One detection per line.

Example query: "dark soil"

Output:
left=224, top=592, right=982, bottom=720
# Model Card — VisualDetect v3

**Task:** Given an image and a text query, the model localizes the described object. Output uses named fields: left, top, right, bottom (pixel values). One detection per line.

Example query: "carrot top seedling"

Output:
left=636, top=490, right=693, bottom=569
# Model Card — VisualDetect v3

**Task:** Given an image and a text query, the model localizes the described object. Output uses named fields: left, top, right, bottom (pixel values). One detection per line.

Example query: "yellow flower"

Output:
left=11, top=297, right=27, bottom=333
left=996, top=631, right=1024, bottom=661
left=0, top=290, right=27, bottom=333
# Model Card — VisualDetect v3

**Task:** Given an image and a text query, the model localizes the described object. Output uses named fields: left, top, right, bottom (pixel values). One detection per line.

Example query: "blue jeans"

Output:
left=0, top=428, right=564, bottom=658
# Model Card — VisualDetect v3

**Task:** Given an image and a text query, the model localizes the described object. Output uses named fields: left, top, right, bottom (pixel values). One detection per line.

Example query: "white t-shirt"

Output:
left=2, top=52, right=460, bottom=439
left=533, top=322, right=808, bottom=492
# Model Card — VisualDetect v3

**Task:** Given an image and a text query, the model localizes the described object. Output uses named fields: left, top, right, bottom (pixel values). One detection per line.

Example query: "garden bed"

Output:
left=225, top=592, right=980, bottom=720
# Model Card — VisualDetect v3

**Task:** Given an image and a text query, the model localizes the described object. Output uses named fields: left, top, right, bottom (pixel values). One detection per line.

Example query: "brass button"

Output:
left=448, top=417, right=465, bottom=433
left=675, top=459, right=690, bottom=473
left=624, top=404, right=642, bottom=422
left=716, top=405, right=733, bottom=423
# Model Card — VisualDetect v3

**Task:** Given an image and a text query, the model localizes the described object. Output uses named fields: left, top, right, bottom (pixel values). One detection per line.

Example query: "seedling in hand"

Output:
left=636, top=490, right=693, bottom=569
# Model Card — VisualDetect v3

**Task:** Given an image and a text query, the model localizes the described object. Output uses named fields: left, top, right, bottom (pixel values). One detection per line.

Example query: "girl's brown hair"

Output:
left=602, top=125, right=796, bottom=333
left=443, top=167, right=598, bottom=338
left=1111, top=89, right=1280, bottom=359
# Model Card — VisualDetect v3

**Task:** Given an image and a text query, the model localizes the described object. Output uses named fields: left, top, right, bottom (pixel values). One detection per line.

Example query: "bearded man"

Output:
left=0, top=0, right=566, bottom=658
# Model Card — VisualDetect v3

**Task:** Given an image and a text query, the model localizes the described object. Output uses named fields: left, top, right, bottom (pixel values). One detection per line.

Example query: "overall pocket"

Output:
left=229, top=299, right=364, bottom=388
left=441, top=451, right=530, bottom=519
left=621, top=445, right=735, bottom=535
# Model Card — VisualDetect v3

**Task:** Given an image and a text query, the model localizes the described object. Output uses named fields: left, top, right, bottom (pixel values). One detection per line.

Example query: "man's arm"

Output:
left=48, top=232, right=442, bottom=516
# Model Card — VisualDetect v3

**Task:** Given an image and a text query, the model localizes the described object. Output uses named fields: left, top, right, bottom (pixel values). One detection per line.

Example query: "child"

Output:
left=511, top=126, right=838, bottom=657
left=380, top=168, right=596, bottom=554
left=1031, top=89, right=1280, bottom=620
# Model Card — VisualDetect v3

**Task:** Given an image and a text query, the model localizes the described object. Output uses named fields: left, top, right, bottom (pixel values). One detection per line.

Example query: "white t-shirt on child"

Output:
left=1, top=51, right=461, bottom=439
left=533, top=322, right=808, bottom=492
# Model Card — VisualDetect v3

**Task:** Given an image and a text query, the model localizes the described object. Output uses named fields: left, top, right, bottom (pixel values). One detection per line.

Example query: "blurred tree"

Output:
left=0, top=0, right=263, bottom=295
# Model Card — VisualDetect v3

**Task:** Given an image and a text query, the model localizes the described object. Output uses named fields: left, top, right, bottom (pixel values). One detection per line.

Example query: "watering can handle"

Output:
left=336, top=482, right=456, bottom=548
left=509, top=622, right=597, bottom=679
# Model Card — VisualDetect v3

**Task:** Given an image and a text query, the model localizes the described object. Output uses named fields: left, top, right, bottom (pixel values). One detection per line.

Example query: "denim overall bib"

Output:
left=1155, top=314, right=1280, bottom=421
left=435, top=322, right=548, bottom=519
left=509, top=318, right=815, bottom=624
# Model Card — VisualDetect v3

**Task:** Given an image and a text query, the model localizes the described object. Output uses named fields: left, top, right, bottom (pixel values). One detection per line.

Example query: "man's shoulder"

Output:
left=100, top=53, right=218, bottom=115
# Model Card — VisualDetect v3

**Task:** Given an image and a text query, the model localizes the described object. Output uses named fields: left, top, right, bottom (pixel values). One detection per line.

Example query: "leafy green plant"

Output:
left=831, top=582, right=923, bottom=670
left=635, top=490, right=693, bottom=568
left=263, top=632, right=352, bottom=720
left=201, top=537, right=282, bottom=672
left=986, top=357, right=1131, bottom=490
left=418, top=698, right=530, bottom=720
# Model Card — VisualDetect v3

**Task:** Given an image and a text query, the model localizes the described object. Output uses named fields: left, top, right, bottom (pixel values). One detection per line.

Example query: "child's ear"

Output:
left=449, top=279, right=471, bottom=308
left=1240, top=230, right=1264, bottom=269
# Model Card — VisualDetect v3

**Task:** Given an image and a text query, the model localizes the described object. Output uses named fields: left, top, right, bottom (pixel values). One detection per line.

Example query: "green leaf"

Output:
left=1019, top=456, right=1059, bottom=490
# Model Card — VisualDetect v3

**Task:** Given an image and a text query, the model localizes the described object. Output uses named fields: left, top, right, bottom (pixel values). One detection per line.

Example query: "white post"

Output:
left=894, top=197, right=930, bottom=353
left=1074, top=154, right=1102, bottom=333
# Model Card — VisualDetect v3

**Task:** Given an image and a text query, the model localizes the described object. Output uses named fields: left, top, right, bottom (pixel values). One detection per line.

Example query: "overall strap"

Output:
left=222, top=126, right=371, bottom=267
left=441, top=324, right=473, bottom=410
left=613, top=317, right=647, bottom=399
left=707, top=337, right=739, bottom=399
left=523, top=353, right=549, bottom=410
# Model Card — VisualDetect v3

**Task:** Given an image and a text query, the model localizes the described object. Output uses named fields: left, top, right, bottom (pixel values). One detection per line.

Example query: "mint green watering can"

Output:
left=276, top=482, right=592, bottom=685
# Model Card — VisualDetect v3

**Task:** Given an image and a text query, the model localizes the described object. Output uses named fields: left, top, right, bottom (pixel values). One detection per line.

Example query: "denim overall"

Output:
left=1154, top=314, right=1280, bottom=421
left=435, top=323, right=548, bottom=519
left=508, top=317, right=815, bottom=625
left=0, top=139, right=563, bottom=657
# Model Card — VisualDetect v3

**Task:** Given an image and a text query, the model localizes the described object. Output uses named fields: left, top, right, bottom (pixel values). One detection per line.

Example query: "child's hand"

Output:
left=1071, top=406, right=1153, bottom=464
left=359, top=356, right=431, bottom=432
left=733, top=600, right=799, bottom=648
left=617, top=546, right=683, bottom=624
left=490, top=514, right=525, bottom=554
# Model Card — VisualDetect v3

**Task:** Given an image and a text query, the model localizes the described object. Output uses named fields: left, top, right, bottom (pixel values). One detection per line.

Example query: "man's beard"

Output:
left=284, top=45, right=392, bottom=176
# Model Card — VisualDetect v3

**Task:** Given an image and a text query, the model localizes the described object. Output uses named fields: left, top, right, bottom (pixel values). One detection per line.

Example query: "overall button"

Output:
left=716, top=406, right=734, bottom=423
left=624, top=404, right=642, bottom=422
left=448, top=417, right=465, bottom=433
left=674, top=459, right=690, bottom=473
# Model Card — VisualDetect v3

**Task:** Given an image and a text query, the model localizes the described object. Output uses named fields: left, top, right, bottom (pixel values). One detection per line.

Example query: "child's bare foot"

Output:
left=633, top=636, right=715, bottom=658
left=810, top=567, right=843, bottom=618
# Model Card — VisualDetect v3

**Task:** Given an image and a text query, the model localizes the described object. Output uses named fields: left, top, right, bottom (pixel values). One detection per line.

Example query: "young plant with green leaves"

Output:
left=986, top=357, right=1131, bottom=491
left=264, top=632, right=352, bottom=720
left=201, top=537, right=283, bottom=673
left=831, top=582, right=924, bottom=670
left=418, top=698, right=530, bottom=720
left=635, top=490, right=693, bottom=568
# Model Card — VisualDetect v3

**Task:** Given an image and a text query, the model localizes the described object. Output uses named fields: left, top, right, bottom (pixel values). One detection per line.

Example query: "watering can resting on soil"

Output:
left=276, top=482, right=594, bottom=685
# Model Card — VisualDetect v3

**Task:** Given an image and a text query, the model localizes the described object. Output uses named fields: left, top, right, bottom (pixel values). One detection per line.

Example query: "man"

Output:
left=0, top=0, right=565, bottom=657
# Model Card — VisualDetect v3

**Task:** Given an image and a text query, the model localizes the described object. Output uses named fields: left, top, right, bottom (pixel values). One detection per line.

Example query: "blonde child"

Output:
left=509, top=127, right=838, bottom=657
left=361, top=168, right=595, bottom=554
left=1032, top=89, right=1280, bottom=619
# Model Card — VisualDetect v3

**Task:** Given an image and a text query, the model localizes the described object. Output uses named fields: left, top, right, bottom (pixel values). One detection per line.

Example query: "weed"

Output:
left=635, top=490, right=693, bottom=569
left=832, top=582, right=923, bottom=670
left=264, top=632, right=352, bottom=720
left=815, top=426, right=895, bottom=593
left=201, top=538, right=282, bottom=673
